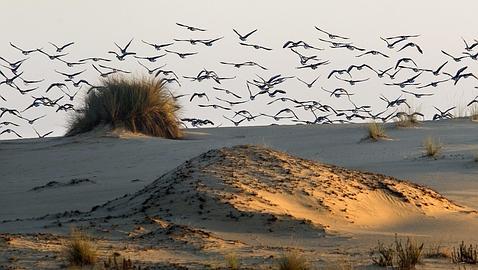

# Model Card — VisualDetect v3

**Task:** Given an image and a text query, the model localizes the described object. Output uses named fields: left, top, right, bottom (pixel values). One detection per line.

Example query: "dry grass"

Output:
left=423, top=136, right=442, bottom=158
left=66, top=76, right=182, bottom=139
left=452, top=242, right=478, bottom=264
left=424, top=243, right=450, bottom=259
left=371, top=236, right=423, bottom=270
left=225, top=253, right=240, bottom=270
left=370, top=241, right=394, bottom=267
left=366, top=122, right=388, bottom=141
left=277, top=252, right=310, bottom=270
left=470, top=105, right=478, bottom=121
left=395, top=113, right=421, bottom=128
left=65, top=229, right=97, bottom=267
left=395, top=237, right=423, bottom=270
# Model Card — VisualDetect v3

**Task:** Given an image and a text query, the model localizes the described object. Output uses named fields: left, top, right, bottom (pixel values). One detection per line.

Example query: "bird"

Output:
left=347, top=64, right=375, bottom=74
left=328, top=69, right=351, bottom=79
left=78, top=57, right=111, bottom=62
left=401, top=90, right=434, bottom=98
left=199, top=37, right=224, bottom=46
left=212, top=87, right=242, bottom=98
left=223, top=115, right=248, bottom=126
left=433, top=106, right=455, bottom=120
left=0, top=121, right=19, bottom=127
left=92, top=64, right=116, bottom=77
left=137, top=61, right=166, bottom=75
left=322, top=87, right=354, bottom=98
left=462, top=37, right=478, bottom=51
left=416, top=79, right=449, bottom=89
left=420, top=61, right=448, bottom=76
left=395, top=58, right=417, bottom=69
left=9, top=42, right=38, bottom=55
left=314, top=26, right=349, bottom=39
left=176, top=23, right=206, bottom=31
left=239, top=42, right=272, bottom=51
left=335, top=76, right=369, bottom=85
left=55, top=69, right=86, bottom=79
left=443, top=66, right=468, bottom=85
left=215, top=97, right=247, bottom=106
left=441, top=50, right=467, bottom=62
left=49, top=41, right=75, bottom=52
left=165, top=50, right=198, bottom=59
left=37, top=49, right=67, bottom=60
left=220, top=61, right=267, bottom=70
left=0, top=56, right=28, bottom=68
left=21, top=114, right=46, bottom=125
left=65, top=79, right=92, bottom=88
left=0, top=108, right=21, bottom=118
left=274, top=108, right=299, bottom=119
left=397, top=42, right=423, bottom=54
left=283, top=41, right=321, bottom=50
left=380, top=37, right=407, bottom=49
left=0, top=71, right=23, bottom=87
left=33, top=127, right=53, bottom=138
left=141, top=40, right=174, bottom=50
left=46, top=82, right=68, bottom=93
left=0, top=129, right=22, bottom=138
left=233, top=29, right=257, bottom=41
left=467, top=96, right=478, bottom=107
left=297, top=76, right=320, bottom=88
left=356, top=50, right=389, bottom=58
left=60, top=88, right=80, bottom=101
left=190, top=92, right=209, bottom=102
left=198, top=104, right=231, bottom=110
left=296, top=60, right=330, bottom=70
left=58, top=59, right=86, bottom=67
left=267, top=89, right=287, bottom=97
left=133, top=54, right=166, bottom=62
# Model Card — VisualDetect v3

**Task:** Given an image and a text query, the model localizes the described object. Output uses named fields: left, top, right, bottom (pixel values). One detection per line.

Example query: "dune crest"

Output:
left=95, top=144, right=470, bottom=234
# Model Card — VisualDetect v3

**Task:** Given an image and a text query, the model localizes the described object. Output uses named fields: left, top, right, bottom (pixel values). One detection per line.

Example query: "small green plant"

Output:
left=451, top=241, right=478, bottom=264
left=367, top=122, right=388, bottom=141
left=370, top=241, right=394, bottom=267
left=277, top=252, right=309, bottom=270
left=65, top=229, right=97, bottom=267
left=423, top=136, right=442, bottom=158
left=225, top=253, right=240, bottom=270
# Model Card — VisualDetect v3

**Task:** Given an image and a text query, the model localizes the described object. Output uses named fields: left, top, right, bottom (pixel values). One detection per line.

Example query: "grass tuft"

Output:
left=277, top=252, right=310, bottom=270
left=66, top=76, right=182, bottom=139
left=395, top=237, right=423, bottom=270
left=65, top=229, right=97, bottom=267
left=366, top=122, right=388, bottom=141
left=423, top=136, right=443, bottom=158
left=370, top=241, right=394, bottom=267
left=451, top=241, right=478, bottom=264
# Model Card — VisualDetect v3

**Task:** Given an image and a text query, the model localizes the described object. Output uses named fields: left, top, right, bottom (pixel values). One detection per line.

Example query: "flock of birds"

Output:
left=1, top=23, right=478, bottom=138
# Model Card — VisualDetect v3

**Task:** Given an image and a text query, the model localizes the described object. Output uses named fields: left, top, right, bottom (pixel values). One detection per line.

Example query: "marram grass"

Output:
left=66, top=76, right=182, bottom=139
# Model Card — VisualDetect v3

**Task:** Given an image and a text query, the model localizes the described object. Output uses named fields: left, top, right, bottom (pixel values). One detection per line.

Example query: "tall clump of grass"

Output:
left=370, top=241, right=394, bottom=267
left=277, top=252, right=310, bottom=270
left=66, top=76, right=182, bottom=139
left=367, top=122, right=388, bottom=141
left=65, top=229, right=97, bottom=267
left=451, top=241, right=478, bottom=264
left=423, top=136, right=443, bottom=158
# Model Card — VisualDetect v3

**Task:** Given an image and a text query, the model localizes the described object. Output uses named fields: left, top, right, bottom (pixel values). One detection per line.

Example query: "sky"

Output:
left=1, top=0, right=478, bottom=139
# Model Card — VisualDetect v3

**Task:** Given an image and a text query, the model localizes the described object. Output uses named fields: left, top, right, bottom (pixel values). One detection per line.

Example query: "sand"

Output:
left=1, top=119, right=478, bottom=269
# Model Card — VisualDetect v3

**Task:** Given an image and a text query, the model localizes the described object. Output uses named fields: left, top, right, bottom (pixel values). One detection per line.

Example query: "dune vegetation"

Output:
left=66, top=76, right=182, bottom=139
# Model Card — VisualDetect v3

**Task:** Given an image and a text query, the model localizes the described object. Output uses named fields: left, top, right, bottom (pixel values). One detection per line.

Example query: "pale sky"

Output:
left=1, top=0, right=477, bottom=139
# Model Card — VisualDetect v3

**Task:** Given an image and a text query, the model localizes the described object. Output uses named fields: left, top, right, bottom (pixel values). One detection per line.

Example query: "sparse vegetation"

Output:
left=225, top=253, right=240, bottom=270
left=451, top=241, right=478, bottom=264
left=366, top=122, right=388, bottom=141
left=65, top=229, right=97, bottom=267
left=371, top=236, right=423, bottom=270
left=424, top=243, right=450, bottom=259
left=423, top=136, right=442, bottom=158
left=277, top=252, right=310, bottom=270
left=395, top=237, right=423, bottom=270
left=469, top=105, right=478, bottom=121
left=66, top=76, right=182, bottom=139
left=371, top=241, right=394, bottom=267
left=395, top=111, right=421, bottom=128
left=102, top=253, right=136, bottom=269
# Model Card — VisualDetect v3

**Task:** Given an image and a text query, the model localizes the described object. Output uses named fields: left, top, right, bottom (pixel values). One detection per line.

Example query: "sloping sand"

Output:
left=2, top=120, right=478, bottom=269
